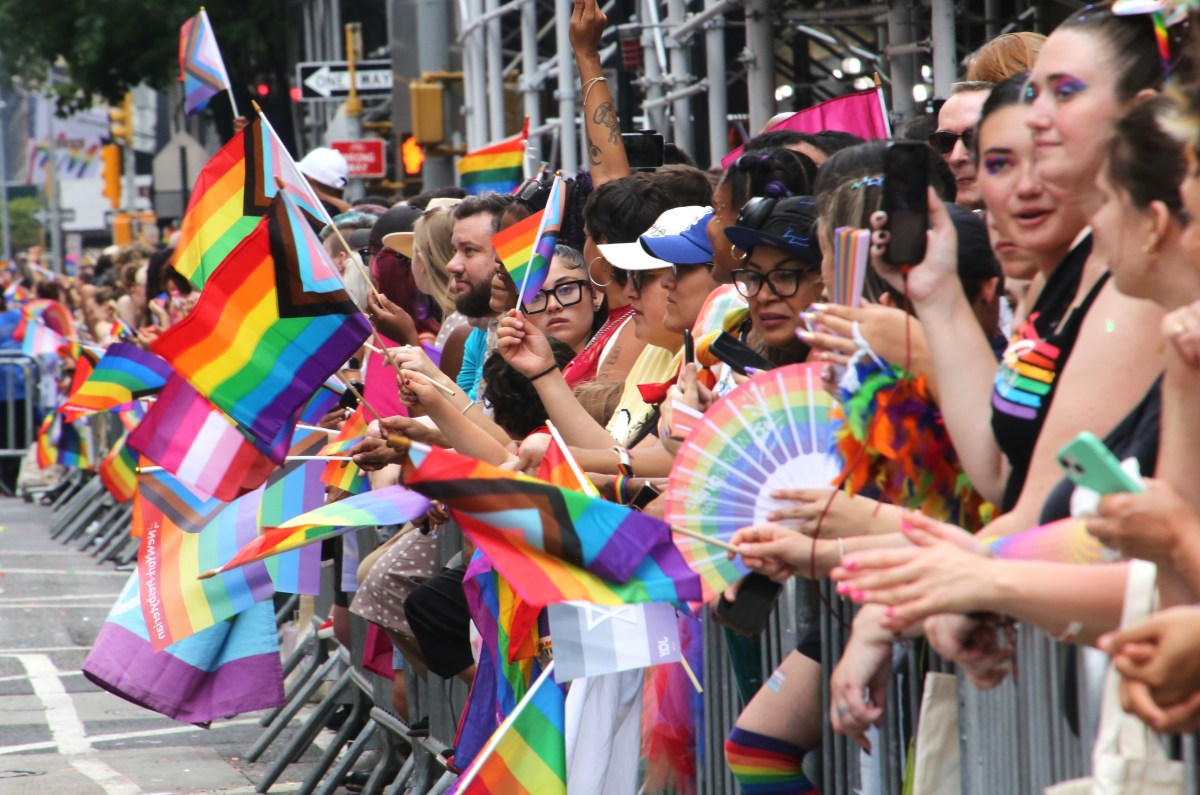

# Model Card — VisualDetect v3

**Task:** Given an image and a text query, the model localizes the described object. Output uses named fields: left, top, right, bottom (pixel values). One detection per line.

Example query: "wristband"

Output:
left=529, top=364, right=557, bottom=382
left=611, top=446, right=632, bottom=477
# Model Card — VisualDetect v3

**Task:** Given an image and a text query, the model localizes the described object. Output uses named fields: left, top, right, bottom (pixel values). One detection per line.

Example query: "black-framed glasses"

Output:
left=737, top=196, right=779, bottom=230
left=730, top=266, right=820, bottom=299
left=522, top=278, right=590, bottom=314
left=928, top=128, right=975, bottom=155
left=629, top=268, right=668, bottom=293
left=357, top=247, right=374, bottom=262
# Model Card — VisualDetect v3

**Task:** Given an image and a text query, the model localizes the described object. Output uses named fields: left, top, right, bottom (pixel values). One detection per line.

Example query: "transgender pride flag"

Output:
left=179, top=9, right=236, bottom=116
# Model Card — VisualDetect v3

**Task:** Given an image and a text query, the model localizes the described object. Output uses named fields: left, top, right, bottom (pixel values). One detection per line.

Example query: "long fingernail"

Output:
left=796, top=330, right=815, bottom=341
left=843, top=559, right=857, bottom=570
left=885, top=607, right=895, bottom=618
left=809, top=302, right=828, bottom=312
left=744, top=367, right=758, bottom=376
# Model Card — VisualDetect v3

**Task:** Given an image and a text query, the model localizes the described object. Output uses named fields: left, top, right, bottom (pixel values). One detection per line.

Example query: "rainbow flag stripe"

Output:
left=20, top=322, right=66, bottom=358
left=256, top=432, right=331, bottom=595
left=136, top=469, right=275, bottom=651
left=153, top=192, right=371, bottom=454
left=491, top=211, right=543, bottom=300
left=456, top=659, right=566, bottom=795
left=458, top=121, right=528, bottom=195
left=58, top=343, right=171, bottom=420
left=100, top=432, right=139, bottom=503
left=179, top=9, right=232, bottom=115
left=321, top=459, right=369, bottom=494
left=215, top=485, right=429, bottom=574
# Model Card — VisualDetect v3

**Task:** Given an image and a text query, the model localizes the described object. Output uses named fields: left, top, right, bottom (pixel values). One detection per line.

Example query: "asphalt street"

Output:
left=0, top=496, right=323, bottom=794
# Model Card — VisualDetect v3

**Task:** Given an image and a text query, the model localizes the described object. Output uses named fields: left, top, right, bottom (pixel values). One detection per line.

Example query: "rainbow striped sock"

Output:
left=725, top=726, right=819, bottom=794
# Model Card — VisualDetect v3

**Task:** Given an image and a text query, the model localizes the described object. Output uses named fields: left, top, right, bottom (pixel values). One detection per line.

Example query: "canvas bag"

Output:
left=1045, top=560, right=1185, bottom=795
left=905, top=671, right=962, bottom=795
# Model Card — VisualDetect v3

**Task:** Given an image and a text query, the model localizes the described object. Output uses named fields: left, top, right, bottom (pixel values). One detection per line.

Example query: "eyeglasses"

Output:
left=357, top=247, right=374, bottom=262
left=737, top=196, right=779, bottom=230
left=522, top=278, right=591, bottom=314
left=629, top=268, right=668, bottom=293
left=928, top=129, right=975, bottom=156
left=730, top=266, right=821, bottom=299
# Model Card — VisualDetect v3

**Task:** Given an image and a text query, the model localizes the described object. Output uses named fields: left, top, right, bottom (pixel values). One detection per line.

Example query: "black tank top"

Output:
left=991, top=237, right=1108, bottom=511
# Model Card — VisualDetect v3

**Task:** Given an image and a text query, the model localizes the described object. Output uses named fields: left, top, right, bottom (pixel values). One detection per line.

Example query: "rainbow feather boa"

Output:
left=833, top=359, right=993, bottom=531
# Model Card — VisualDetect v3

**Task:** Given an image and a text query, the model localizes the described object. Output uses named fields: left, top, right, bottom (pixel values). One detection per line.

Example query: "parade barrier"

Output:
left=0, top=352, right=41, bottom=497
left=25, top=415, right=1200, bottom=793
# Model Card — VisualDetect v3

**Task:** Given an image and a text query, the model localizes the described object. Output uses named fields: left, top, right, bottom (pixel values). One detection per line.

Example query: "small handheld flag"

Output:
left=179, top=8, right=237, bottom=116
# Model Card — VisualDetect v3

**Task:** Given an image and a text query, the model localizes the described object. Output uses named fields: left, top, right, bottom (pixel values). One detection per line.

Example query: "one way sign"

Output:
left=296, top=60, right=394, bottom=101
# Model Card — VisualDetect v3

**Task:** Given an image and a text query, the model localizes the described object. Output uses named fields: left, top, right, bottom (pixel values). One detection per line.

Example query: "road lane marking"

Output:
left=15, top=653, right=140, bottom=794
left=0, top=716, right=265, bottom=756
left=0, top=568, right=128, bottom=577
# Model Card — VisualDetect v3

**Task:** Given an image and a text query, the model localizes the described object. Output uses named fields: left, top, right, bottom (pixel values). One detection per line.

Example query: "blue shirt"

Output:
left=456, top=326, right=488, bottom=401
left=0, top=308, right=28, bottom=401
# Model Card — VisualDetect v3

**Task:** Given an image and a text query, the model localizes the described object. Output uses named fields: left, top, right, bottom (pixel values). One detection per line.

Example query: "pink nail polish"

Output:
left=851, top=590, right=864, bottom=601
left=885, top=607, right=895, bottom=618
left=836, top=582, right=850, bottom=595
left=844, top=559, right=857, bottom=570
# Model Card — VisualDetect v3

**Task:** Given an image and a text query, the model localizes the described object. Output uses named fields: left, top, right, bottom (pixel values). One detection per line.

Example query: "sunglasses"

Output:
left=628, top=268, right=668, bottom=293
left=928, top=128, right=975, bottom=156
left=669, top=262, right=713, bottom=278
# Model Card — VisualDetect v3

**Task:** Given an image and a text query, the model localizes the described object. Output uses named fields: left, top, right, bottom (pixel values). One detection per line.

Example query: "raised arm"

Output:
left=571, top=0, right=630, bottom=186
left=870, top=192, right=1009, bottom=503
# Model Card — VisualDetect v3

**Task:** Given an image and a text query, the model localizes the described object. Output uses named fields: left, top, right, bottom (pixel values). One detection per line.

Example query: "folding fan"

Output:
left=665, top=363, right=842, bottom=601
left=833, top=226, right=872, bottom=308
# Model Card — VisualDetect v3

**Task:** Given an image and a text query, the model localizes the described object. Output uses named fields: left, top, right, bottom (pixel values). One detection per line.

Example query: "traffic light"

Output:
left=401, top=135, right=425, bottom=175
left=410, top=81, right=445, bottom=145
left=100, top=144, right=122, bottom=209
left=108, top=93, right=133, bottom=145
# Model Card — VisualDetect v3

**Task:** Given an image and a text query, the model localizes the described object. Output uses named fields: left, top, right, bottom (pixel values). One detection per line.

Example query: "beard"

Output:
left=455, top=277, right=494, bottom=319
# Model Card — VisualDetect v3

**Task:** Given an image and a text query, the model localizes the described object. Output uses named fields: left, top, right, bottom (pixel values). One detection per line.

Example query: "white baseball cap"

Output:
left=298, top=147, right=349, bottom=189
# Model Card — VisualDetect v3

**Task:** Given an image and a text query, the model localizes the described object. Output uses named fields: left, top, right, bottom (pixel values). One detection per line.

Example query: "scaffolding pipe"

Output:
left=459, top=0, right=528, bottom=38
left=670, top=0, right=740, bottom=43
left=641, top=78, right=709, bottom=110
left=930, top=0, right=956, bottom=98
left=886, top=3, right=915, bottom=120
left=462, top=0, right=489, bottom=147
left=485, top=0, right=506, bottom=141
left=704, top=0, right=728, bottom=169
left=641, top=16, right=669, bottom=133
left=784, top=3, right=889, bottom=23
left=520, top=0, right=542, bottom=164
left=665, top=0, right=693, bottom=155
left=743, top=0, right=775, bottom=134
left=642, top=0, right=670, bottom=77
left=554, top=0, right=578, bottom=174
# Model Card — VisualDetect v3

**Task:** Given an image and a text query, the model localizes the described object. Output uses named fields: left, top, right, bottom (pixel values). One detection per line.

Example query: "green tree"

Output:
left=9, top=196, right=42, bottom=250
left=0, top=0, right=293, bottom=116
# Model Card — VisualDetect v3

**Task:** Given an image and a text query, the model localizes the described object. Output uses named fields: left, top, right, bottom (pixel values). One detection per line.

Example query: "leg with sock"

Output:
left=725, top=726, right=816, bottom=794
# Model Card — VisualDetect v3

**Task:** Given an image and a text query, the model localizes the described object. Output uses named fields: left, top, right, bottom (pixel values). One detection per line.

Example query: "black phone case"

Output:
left=712, top=573, right=783, bottom=638
left=708, top=332, right=775, bottom=376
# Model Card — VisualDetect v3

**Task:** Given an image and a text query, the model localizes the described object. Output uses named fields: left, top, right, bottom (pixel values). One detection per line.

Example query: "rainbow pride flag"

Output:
left=490, top=176, right=566, bottom=305
left=100, top=432, right=139, bottom=503
left=458, top=120, right=528, bottom=195
left=319, top=405, right=370, bottom=494
left=16, top=298, right=74, bottom=339
left=536, top=431, right=597, bottom=497
left=35, top=412, right=59, bottom=469
left=153, top=190, right=371, bottom=454
left=172, top=114, right=327, bottom=289
left=136, top=469, right=276, bottom=651
left=209, top=485, right=429, bottom=576
left=453, top=659, right=566, bottom=795
left=58, top=343, right=171, bottom=420
left=256, top=431, right=329, bottom=595
left=128, top=375, right=277, bottom=501
left=402, top=444, right=701, bottom=606
left=179, top=9, right=234, bottom=116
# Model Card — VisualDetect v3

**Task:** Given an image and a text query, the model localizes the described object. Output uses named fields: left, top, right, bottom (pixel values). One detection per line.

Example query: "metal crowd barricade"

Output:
left=0, top=351, right=42, bottom=496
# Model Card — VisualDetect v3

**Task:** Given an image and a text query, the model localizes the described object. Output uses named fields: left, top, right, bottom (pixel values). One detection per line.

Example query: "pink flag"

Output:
left=362, top=334, right=408, bottom=420
left=128, top=375, right=277, bottom=502
left=721, top=87, right=891, bottom=170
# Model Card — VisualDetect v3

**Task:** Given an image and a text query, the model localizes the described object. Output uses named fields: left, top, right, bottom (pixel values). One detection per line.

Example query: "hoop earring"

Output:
left=731, top=244, right=746, bottom=262
left=588, top=256, right=612, bottom=287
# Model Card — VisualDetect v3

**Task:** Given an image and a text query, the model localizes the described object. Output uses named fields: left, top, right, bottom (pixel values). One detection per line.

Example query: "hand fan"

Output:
left=665, top=363, right=842, bottom=602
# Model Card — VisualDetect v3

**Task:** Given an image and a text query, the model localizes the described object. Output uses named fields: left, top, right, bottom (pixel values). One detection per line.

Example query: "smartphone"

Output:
left=882, top=141, right=930, bottom=266
left=712, top=573, right=783, bottom=639
left=623, top=131, right=665, bottom=171
left=683, top=329, right=695, bottom=365
left=1057, top=432, right=1145, bottom=495
left=708, top=332, right=774, bottom=376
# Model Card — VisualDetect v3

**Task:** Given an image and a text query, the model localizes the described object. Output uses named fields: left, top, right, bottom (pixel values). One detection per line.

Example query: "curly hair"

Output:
left=481, top=337, right=576, bottom=439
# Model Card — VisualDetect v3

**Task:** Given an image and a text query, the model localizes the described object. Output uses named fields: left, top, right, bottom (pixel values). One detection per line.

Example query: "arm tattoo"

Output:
left=592, top=101, right=622, bottom=147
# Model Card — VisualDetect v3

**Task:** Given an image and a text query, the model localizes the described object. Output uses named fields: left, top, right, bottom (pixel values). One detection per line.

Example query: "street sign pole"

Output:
left=344, top=23, right=365, bottom=203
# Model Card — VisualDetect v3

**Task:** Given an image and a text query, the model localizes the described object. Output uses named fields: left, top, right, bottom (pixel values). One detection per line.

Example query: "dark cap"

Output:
left=369, top=205, right=422, bottom=251
left=723, top=196, right=821, bottom=266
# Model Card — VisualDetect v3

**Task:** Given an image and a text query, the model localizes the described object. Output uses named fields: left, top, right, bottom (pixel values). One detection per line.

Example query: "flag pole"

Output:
left=453, top=661, right=558, bottom=791
left=544, top=420, right=599, bottom=497
left=873, top=72, right=892, bottom=138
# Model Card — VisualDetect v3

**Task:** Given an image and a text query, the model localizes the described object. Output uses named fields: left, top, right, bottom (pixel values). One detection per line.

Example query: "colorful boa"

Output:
left=833, top=360, right=993, bottom=531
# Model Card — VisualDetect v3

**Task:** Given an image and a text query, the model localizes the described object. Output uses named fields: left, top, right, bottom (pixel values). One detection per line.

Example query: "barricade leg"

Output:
left=245, top=650, right=340, bottom=762
left=313, top=720, right=379, bottom=795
